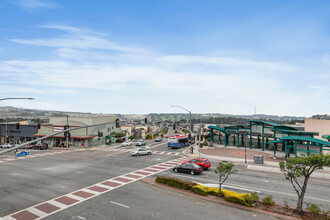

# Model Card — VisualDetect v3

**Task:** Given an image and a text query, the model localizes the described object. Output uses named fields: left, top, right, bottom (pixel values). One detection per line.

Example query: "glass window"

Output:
left=182, top=163, right=190, bottom=168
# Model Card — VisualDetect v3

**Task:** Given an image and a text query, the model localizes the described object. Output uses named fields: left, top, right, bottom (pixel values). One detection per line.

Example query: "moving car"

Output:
left=121, top=140, right=132, bottom=147
left=154, top=137, right=162, bottom=142
left=182, top=158, right=211, bottom=170
left=34, top=143, right=49, bottom=150
left=130, top=148, right=151, bottom=156
left=173, top=163, right=203, bottom=175
left=135, top=139, right=146, bottom=146
left=0, top=143, right=13, bottom=148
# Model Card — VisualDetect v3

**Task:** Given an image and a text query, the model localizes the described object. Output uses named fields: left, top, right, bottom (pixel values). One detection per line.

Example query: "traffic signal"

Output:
left=98, top=131, right=101, bottom=137
left=64, top=131, right=70, bottom=138
left=188, top=133, right=191, bottom=139
left=201, top=135, right=203, bottom=141
left=197, top=135, right=199, bottom=141
left=64, top=125, right=69, bottom=130
left=16, top=123, right=20, bottom=129
left=115, top=118, right=120, bottom=128
left=145, top=117, right=148, bottom=124
left=37, top=123, right=41, bottom=129
left=173, top=123, right=176, bottom=130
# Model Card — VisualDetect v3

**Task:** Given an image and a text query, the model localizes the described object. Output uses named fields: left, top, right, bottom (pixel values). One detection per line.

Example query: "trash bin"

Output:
left=254, top=155, right=264, bottom=164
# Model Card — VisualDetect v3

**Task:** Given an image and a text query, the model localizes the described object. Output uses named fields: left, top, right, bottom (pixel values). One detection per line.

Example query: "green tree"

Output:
left=279, top=154, right=330, bottom=213
left=214, top=162, right=237, bottom=196
left=129, top=135, right=135, bottom=140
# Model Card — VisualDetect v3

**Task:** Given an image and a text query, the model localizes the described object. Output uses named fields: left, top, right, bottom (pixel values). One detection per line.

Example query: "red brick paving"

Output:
left=101, top=181, right=122, bottom=187
left=55, top=196, right=79, bottom=205
left=113, top=177, right=132, bottom=183
left=124, top=174, right=142, bottom=179
left=12, top=210, right=39, bottom=220
left=72, top=190, right=95, bottom=199
left=35, top=202, right=60, bottom=214
left=143, top=168, right=159, bottom=172
left=151, top=166, right=167, bottom=170
left=87, top=186, right=109, bottom=192
left=135, top=171, right=151, bottom=175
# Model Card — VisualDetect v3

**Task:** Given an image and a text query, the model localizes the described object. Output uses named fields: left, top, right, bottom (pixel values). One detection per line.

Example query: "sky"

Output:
left=0, top=0, right=329, bottom=116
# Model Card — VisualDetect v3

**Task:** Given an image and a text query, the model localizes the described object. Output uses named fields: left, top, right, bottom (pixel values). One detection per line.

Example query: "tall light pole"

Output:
left=171, top=105, right=192, bottom=133
left=0, top=97, right=35, bottom=144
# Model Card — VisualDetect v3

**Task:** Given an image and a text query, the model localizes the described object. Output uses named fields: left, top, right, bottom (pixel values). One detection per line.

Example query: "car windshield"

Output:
left=138, top=140, right=143, bottom=142
left=191, top=163, right=200, bottom=168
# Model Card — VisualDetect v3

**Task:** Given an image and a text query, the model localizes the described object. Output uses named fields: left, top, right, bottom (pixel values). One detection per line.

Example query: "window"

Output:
left=182, top=164, right=190, bottom=168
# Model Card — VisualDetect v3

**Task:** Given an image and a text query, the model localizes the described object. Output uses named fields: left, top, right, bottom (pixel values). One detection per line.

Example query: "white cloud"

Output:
left=10, top=0, right=58, bottom=11
left=2, top=25, right=329, bottom=116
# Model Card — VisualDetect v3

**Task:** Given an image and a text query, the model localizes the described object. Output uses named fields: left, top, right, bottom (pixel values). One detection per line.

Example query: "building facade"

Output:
left=35, top=116, right=120, bottom=147
left=305, top=118, right=330, bottom=140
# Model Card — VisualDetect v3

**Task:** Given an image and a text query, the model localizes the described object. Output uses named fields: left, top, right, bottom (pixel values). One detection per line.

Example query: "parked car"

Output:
left=173, top=162, right=203, bottom=175
left=121, top=140, right=132, bottom=147
left=182, top=158, right=211, bottom=170
left=154, top=137, right=162, bottom=142
left=135, top=139, right=146, bottom=146
left=34, top=143, right=48, bottom=150
left=130, top=148, right=151, bottom=156
left=0, top=143, right=13, bottom=148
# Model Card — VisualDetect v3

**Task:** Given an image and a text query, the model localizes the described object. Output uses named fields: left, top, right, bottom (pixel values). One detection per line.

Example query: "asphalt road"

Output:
left=0, top=143, right=279, bottom=220
left=157, top=159, right=330, bottom=212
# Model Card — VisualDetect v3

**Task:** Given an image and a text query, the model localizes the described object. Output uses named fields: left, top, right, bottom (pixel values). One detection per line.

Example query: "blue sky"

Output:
left=0, top=0, right=329, bottom=116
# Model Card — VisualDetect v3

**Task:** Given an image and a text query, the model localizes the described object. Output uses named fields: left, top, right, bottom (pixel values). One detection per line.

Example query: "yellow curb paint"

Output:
left=79, top=149, right=85, bottom=151
left=92, top=148, right=97, bottom=150
left=191, top=154, right=196, bottom=156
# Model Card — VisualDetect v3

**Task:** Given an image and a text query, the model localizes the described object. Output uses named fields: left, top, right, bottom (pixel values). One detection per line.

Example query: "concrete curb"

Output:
left=187, top=146, right=330, bottom=180
left=141, top=178, right=299, bottom=220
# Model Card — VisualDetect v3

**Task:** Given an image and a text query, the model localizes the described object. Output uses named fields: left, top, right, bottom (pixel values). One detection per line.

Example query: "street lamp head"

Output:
left=28, top=98, right=35, bottom=100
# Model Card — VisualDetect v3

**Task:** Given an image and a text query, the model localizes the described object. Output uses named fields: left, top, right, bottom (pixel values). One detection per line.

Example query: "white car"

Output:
left=130, top=148, right=152, bottom=156
left=121, top=140, right=132, bottom=147
left=0, top=143, right=13, bottom=148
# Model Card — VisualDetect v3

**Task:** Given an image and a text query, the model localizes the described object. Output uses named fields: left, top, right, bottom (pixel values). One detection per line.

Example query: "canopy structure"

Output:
left=322, top=134, right=330, bottom=142
left=267, top=136, right=330, bottom=157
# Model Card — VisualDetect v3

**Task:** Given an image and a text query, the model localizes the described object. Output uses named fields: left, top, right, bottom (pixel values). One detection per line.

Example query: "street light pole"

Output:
left=170, top=105, right=192, bottom=133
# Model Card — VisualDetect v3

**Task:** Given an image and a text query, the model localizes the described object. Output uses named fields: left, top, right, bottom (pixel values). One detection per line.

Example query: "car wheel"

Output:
left=200, top=166, right=204, bottom=171
left=174, top=169, right=178, bottom=173
left=147, top=152, right=151, bottom=155
left=136, top=153, right=139, bottom=156
left=190, top=171, right=194, bottom=175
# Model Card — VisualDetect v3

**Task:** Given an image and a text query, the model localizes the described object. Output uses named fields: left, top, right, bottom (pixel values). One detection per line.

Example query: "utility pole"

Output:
left=66, top=115, right=69, bottom=148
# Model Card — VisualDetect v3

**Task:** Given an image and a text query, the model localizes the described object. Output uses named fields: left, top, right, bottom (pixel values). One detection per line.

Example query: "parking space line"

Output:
left=110, top=201, right=129, bottom=209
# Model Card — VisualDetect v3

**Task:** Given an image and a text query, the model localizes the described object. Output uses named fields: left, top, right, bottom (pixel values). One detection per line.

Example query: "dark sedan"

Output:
left=173, top=162, right=203, bottom=175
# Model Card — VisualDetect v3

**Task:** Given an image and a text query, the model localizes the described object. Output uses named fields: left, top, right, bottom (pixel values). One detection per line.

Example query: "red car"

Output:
left=182, top=158, right=211, bottom=170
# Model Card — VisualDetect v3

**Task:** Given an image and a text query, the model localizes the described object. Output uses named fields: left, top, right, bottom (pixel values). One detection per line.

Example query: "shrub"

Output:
left=205, top=187, right=221, bottom=196
left=243, top=192, right=259, bottom=205
left=262, top=196, right=275, bottom=205
left=306, top=204, right=321, bottom=216
left=222, top=189, right=250, bottom=206
left=155, top=177, right=196, bottom=190
left=192, top=185, right=208, bottom=196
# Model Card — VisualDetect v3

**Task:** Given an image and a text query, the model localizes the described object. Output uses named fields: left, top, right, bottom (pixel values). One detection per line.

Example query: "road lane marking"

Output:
left=3, top=156, right=185, bottom=219
left=110, top=201, right=129, bottom=209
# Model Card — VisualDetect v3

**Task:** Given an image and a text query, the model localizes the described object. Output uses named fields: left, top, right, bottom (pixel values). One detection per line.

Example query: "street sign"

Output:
left=16, top=151, right=30, bottom=158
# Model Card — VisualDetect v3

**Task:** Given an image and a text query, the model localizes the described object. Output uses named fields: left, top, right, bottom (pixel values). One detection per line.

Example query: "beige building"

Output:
left=305, top=118, right=330, bottom=140
left=36, top=116, right=120, bottom=147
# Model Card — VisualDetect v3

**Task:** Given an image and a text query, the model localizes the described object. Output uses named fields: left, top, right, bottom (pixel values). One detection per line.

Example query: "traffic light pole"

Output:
left=66, top=115, right=69, bottom=149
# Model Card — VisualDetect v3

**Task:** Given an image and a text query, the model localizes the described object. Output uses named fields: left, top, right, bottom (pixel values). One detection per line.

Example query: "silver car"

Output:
left=0, top=143, right=13, bottom=148
left=130, top=148, right=151, bottom=156
left=121, top=140, right=132, bottom=147
left=135, top=139, right=146, bottom=146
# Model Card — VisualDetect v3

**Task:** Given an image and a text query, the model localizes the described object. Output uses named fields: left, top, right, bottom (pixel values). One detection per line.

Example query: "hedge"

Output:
left=155, top=176, right=196, bottom=190
left=155, top=177, right=253, bottom=207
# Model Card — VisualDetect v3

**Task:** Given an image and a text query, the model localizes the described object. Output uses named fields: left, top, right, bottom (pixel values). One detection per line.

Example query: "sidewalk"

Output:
left=186, top=143, right=330, bottom=180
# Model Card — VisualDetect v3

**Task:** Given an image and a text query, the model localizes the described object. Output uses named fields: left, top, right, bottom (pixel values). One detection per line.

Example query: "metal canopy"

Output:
left=249, top=120, right=298, bottom=130
left=272, top=129, right=319, bottom=136
left=208, top=125, right=226, bottom=133
left=322, top=134, right=330, bottom=141
left=280, top=136, right=330, bottom=146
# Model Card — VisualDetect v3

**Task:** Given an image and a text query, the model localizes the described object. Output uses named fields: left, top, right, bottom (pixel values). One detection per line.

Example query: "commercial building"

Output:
left=35, top=116, right=120, bottom=147
left=305, top=118, right=330, bottom=140
left=0, top=124, right=38, bottom=145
